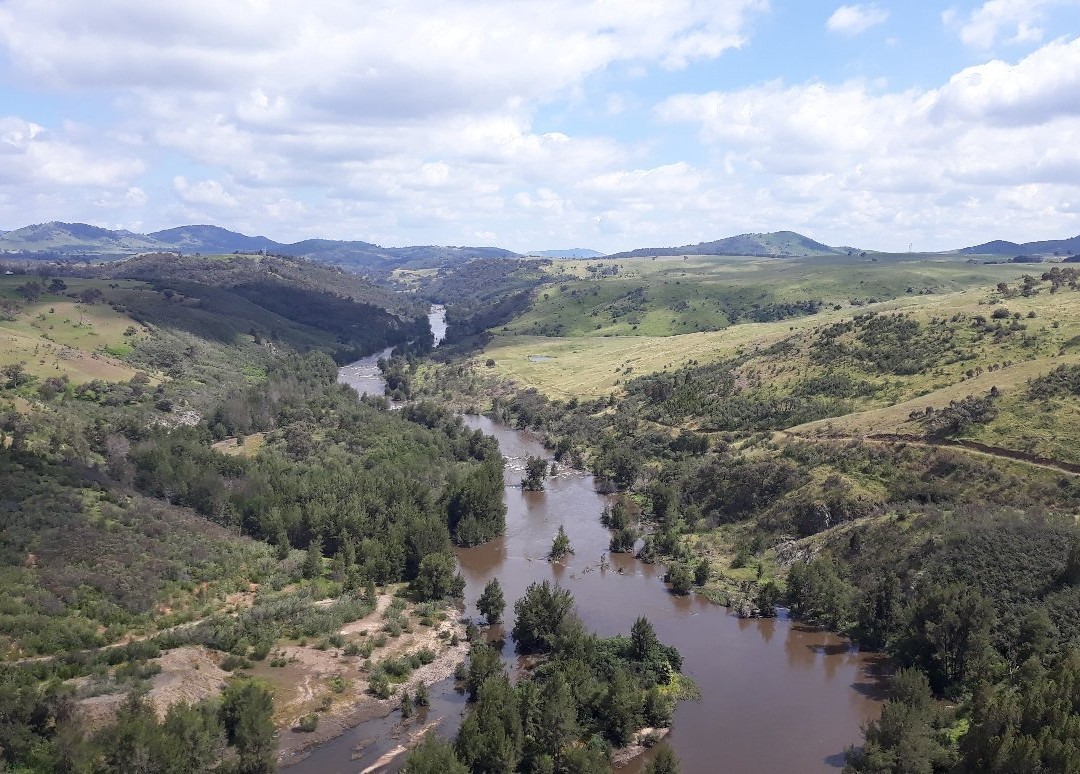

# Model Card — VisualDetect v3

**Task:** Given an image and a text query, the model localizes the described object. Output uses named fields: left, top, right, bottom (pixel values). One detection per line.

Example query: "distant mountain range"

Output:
left=2, top=220, right=1077, bottom=267
left=527, top=248, right=604, bottom=258
left=956, top=235, right=1080, bottom=256
left=0, top=222, right=519, bottom=271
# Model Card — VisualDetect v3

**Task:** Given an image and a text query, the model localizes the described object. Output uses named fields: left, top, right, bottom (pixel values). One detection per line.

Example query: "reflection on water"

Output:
left=302, top=309, right=887, bottom=773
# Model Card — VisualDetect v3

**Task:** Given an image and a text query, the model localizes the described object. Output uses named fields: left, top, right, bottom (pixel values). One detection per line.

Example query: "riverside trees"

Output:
left=404, top=585, right=685, bottom=772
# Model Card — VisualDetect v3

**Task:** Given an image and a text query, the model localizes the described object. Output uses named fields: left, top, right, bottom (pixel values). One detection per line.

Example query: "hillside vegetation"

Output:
left=0, top=254, right=503, bottom=772
left=400, top=251, right=1080, bottom=771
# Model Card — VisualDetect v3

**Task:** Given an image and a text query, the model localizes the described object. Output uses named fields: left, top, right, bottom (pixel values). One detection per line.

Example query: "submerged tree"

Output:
left=610, top=527, right=637, bottom=553
left=548, top=525, right=573, bottom=562
left=477, top=578, right=506, bottom=624
left=522, top=455, right=548, bottom=491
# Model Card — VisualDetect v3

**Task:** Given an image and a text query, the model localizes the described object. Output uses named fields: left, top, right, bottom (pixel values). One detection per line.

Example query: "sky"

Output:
left=1, top=0, right=1079, bottom=252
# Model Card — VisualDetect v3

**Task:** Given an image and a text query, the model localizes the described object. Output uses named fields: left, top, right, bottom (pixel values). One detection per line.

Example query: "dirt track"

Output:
left=781, top=430, right=1080, bottom=476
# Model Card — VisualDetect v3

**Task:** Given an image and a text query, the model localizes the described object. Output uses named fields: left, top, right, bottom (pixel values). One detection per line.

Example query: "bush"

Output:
left=298, top=714, right=319, bottom=732
left=665, top=565, right=693, bottom=595
left=221, top=654, right=251, bottom=672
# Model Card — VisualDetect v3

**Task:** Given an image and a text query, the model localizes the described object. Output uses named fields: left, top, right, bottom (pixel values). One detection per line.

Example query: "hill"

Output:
left=0, top=221, right=161, bottom=254
left=528, top=248, right=604, bottom=258
left=958, top=234, right=1080, bottom=256
left=605, top=230, right=851, bottom=259
left=146, top=224, right=281, bottom=253
left=0, top=221, right=520, bottom=270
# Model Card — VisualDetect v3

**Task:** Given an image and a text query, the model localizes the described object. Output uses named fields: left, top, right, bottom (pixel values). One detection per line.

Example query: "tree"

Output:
left=78, top=287, right=104, bottom=305
left=2, top=362, right=28, bottom=389
left=414, top=682, right=430, bottom=707
left=445, top=461, right=506, bottom=546
left=220, top=678, right=276, bottom=773
left=466, top=643, right=504, bottom=702
left=412, top=553, right=465, bottom=601
left=538, top=672, right=579, bottom=762
left=456, top=675, right=523, bottom=772
left=631, top=616, right=659, bottom=661
left=161, top=699, right=226, bottom=772
left=646, top=746, right=680, bottom=774
left=15, top=281, right=42, bottom=302
left=610, top=527, right=636, bottom=553
left=512, top=581, right=575, bottom=654
left=892, top=581, right=997, bottom=692
left=665, top=565, right=693, bottom=595
left=400, top=691, right=414, bottom=718
left=302, top=534, right=323, bottom=579
left=522, top=455, right=548, bottom=491
left=603, top=668, right=642, bottom=745
left=549, top=525, right=573, bottom=561
left=403, top=731, right=468, bottom=774
left=693, top=558, right=710, bottom=586
left=844, top=668, right=953, bottom=774
left=477, top=578, right=506, bottom=625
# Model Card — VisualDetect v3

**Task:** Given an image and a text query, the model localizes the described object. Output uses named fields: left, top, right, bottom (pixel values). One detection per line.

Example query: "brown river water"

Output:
left=299, top=309, right=887, bottom=773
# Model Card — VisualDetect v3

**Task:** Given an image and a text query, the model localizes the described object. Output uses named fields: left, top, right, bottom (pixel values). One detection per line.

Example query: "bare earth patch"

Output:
left=76, top=646, right=229, bottom=730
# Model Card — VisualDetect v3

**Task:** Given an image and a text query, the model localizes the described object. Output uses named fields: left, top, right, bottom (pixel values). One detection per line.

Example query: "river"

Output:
left=309, top=306, right=887, bottom=773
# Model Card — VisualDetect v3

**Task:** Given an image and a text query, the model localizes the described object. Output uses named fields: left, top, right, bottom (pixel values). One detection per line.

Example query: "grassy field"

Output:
left=478, top=278, right=1012, bottom=399
left=0, top=277, right=148, bottom=383
left=503, top=253, right=1038, bottom=338
left=472, top=255, right=1080, bottom=466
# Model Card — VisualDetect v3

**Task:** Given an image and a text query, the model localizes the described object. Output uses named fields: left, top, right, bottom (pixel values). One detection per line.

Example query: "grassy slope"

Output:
left=476, top=255, right=1080, bottom=466
left=502, top=254, right=1033, bottom=338
left=0, top=278, right=146, bottom=383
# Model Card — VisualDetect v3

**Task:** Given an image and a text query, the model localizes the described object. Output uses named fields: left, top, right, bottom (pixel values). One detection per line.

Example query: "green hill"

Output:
left=605, top=230, right=852, bottom=259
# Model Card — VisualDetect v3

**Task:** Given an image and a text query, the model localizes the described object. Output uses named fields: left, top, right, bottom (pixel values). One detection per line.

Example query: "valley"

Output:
left=3, top=235, right=1080, bottom=773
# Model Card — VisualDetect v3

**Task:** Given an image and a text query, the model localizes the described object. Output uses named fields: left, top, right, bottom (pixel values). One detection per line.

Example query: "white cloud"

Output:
left=934, top=36, right=1080, bottom=125
left=949, top=0, right=1078, bottom=48
left=656, top=37, right=1080, bottom=248
left=0, top=1, right=1077, bottom=252
left=173, top=177, right=239, bottom=208
left=0, top=116, right=143, bottom=188
left=826, top=4, right=889, bottom=35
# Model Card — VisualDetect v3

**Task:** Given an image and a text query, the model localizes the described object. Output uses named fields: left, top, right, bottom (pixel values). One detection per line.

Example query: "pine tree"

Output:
left=402, top=731, right=468, bottom=773
left=303, top=534, right=324, bottom=580
left=477, top=578, right=506, bottom=624
left=220, top=678, right=276, bottom=773
left=694, top=558, right=710, bottom=586
left=548, top=525, right=573, bottom=561
left=538, top=672, right=579, bottom=760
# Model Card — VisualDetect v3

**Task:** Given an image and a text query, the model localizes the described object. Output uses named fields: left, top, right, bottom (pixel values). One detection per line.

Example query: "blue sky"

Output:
left=1, top=0, right=1079, bottom=252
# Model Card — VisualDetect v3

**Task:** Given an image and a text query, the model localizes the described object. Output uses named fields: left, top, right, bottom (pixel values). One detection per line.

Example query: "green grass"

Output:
left=506, top=254, right=1038, bottom=338
left=0, top=278, right=147, bottom=384
left=478, top=257, right=1080, bottom=466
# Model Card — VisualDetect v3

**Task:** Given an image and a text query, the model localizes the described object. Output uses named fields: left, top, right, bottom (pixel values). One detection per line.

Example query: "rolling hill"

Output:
left=958, top=234, right=1080, bottom=256
left=0, top=221, right=520, bottom=270
left=527, top=248, right=604, bottom=258
left=604, top=230, right=852, bottom=259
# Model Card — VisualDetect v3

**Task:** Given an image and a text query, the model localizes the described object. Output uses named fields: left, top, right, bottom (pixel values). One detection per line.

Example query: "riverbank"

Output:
left=309, top=320, right=887, bottom=773
left=263, top=592, right=467, bottom=767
